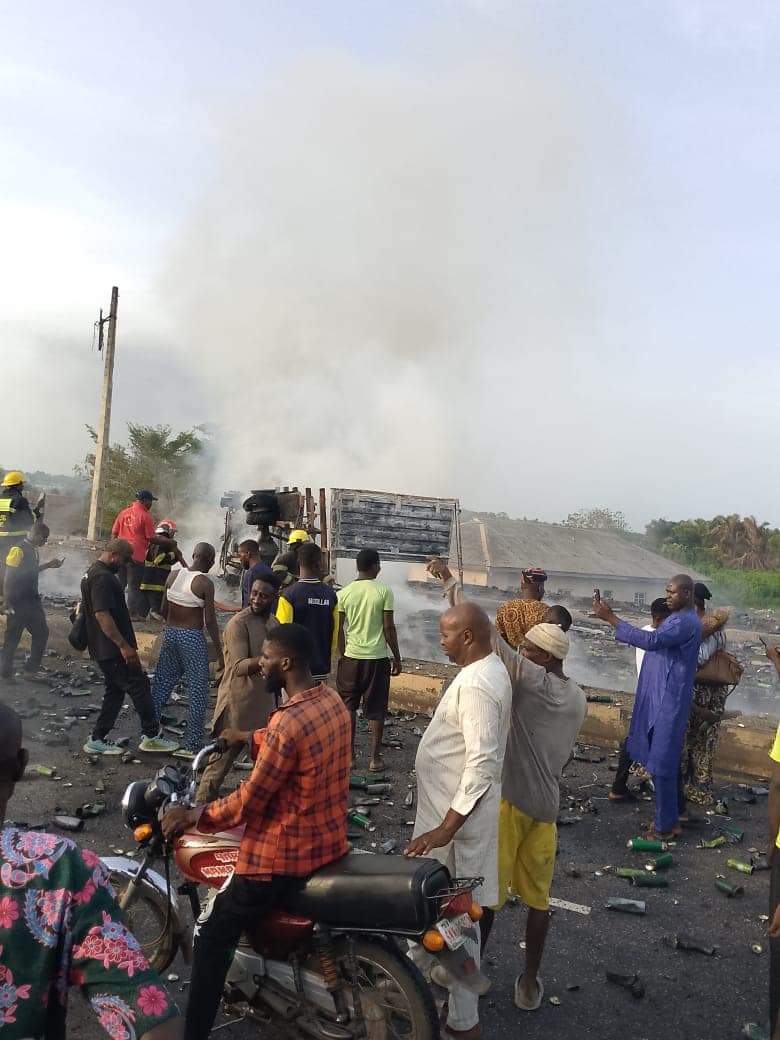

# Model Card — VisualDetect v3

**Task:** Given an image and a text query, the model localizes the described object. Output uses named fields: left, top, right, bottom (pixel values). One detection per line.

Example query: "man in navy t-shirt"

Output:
left=238, top=539, right=274, bottom=608
left=276, top=542, right=337, bottom=680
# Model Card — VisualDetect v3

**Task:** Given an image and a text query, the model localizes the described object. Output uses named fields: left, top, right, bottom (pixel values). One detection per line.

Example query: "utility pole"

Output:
left=87, top=286, right=119, bottom=541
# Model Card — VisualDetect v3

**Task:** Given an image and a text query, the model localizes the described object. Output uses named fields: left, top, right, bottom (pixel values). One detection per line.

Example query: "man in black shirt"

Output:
left=81, top=539, right=178, bottom=757
left=276, top=542, right=337, bottom=681
left=1, top=522, right=62, bottom=679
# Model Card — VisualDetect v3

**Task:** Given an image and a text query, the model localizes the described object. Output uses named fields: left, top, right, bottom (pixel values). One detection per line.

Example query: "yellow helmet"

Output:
left=1, top=471, right=24, bottom=488
left=288, top=529, right=311, bottom=547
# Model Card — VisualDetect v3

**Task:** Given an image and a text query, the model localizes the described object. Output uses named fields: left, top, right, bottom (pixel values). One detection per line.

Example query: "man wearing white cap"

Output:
left=429, top=560, right=586, bottom=1012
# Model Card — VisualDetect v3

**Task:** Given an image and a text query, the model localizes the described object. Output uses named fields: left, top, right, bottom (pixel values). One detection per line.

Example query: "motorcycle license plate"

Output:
left=436, top=912, right=471, bottom=951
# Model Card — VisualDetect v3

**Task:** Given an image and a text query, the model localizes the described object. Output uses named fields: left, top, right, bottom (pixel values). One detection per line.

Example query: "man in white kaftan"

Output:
left=405, top=602, right=511, bottom=1040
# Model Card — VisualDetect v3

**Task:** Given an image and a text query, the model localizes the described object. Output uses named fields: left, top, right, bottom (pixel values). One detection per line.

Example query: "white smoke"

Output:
left=161, top=42, right=618, bottom=506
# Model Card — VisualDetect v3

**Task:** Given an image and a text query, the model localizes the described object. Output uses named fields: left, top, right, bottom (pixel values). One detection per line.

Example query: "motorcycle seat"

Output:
left=283, top=853, right=451, bottom=935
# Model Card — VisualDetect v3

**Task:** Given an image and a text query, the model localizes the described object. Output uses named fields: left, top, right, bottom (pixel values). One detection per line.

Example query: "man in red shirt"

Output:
left=162, top=623, right=351, bottom=1040
left=112, top=491, right=178, bottom=619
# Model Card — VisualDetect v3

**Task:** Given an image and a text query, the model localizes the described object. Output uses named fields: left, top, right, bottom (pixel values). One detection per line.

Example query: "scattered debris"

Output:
left=24, top=764, right=57, bottom=779
left=715, top=879, right=744, bottom=898
left=605, top=971, right=645, bottom=1000
left=697, top=836, right=728, bottom=850
left=645, top=853, right=674, bottom=871
left=605, top=898, right=646, bottom=915
left=664, top=935, right=716, bottom=956
left=53, top=815, right=84, bottom=832
left=76, top=802, right=106, bottom=819
left=627, top=837, right=668, bottom=853
left=726, top=858, right=754, bottom=876
left=629, top=874, right=668, bottom=889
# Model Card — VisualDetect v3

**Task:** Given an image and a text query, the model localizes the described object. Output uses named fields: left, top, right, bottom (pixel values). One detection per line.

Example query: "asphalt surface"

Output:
left=0, top=650, right=773, bottom=1040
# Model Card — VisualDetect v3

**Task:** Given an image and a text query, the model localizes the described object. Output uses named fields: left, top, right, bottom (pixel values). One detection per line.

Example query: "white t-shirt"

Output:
left=635, top=624, right=654, bottom=678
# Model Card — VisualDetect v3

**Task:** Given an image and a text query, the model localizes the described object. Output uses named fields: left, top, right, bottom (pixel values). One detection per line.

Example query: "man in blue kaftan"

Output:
left=593, top=575, right=701, bottom=837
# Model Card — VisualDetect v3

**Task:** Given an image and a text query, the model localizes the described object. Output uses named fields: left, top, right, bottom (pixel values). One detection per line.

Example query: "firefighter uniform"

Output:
left=139, top=545, right=178, bottom=615
left=0, top=473, right=39, bottom=608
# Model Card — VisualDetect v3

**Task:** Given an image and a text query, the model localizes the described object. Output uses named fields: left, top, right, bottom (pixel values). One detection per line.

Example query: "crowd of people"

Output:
left=0, top=478, right=778, bottom=1037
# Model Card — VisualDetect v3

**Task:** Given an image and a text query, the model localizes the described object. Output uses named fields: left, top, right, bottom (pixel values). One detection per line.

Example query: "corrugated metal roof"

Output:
left=458, top=518, right=709, bottom=581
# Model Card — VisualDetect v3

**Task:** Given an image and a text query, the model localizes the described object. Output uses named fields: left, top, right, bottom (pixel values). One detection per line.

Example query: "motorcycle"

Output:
left=104, top=741, right=486, bottom=1039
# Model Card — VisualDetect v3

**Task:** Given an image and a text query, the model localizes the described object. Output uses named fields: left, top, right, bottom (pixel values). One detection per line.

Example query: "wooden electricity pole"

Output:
left=87, top=286, right=119, bottom=540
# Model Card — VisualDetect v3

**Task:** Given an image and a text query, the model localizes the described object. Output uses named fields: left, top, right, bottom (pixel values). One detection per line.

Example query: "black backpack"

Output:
left=68, top=576, right=89, bottom=652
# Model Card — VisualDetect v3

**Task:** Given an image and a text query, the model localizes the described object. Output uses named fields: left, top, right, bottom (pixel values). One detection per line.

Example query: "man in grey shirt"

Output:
left=430, top=560, right=586, bottom=1013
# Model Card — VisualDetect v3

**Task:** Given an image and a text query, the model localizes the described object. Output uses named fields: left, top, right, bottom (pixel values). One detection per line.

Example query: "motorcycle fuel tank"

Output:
left=174, top=827, right=242, bottom=885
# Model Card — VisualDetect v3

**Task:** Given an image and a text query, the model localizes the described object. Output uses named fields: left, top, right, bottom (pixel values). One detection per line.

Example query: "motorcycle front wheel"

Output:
left=334, top=936, right=439, bottom=1040
left=109, top=870, right=177, bottom=974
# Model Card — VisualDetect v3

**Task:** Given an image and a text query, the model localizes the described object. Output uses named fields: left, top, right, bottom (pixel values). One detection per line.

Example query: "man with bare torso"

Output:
left=147, top=543, right=224, bottom=760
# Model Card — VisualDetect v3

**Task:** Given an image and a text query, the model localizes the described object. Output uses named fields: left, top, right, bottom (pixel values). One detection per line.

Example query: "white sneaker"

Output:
left=138, top=733, right=180, bottom=754
left=83, top=738, right=123, bottom=756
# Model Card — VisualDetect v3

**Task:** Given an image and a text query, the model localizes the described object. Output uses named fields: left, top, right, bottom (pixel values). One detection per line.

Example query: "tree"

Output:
left=563, top=507, right=628, bottom=532
left=645, top=514, right=780, bottom=572
left=77, top=424, right=206, bottom=535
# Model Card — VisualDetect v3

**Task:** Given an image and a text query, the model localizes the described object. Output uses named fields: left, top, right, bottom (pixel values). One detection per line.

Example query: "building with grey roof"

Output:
left=412, top=517, right=708, bottom=606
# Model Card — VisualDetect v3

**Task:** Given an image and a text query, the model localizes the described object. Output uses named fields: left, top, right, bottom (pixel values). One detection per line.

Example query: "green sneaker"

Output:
left=172, top=748, right=195, bottom=761
left=138, top=734, right=180, bottom=754
left=83, top=738, right=123, bottom=756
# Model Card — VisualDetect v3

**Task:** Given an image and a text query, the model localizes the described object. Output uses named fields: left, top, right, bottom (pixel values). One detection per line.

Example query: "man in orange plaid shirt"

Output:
left=162, top=623, right=351, bottom=1040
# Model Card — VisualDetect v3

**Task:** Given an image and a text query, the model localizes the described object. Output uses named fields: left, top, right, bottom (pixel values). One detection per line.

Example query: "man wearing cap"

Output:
left=111, top=492, right=176, bottom=620
left=140, top=519, right=185, bottom=621
left=0, top=471, right=44, bottom=608
left=429, top=560, right=586, bottom=1013
left=495, top=569, right=548, bottom=650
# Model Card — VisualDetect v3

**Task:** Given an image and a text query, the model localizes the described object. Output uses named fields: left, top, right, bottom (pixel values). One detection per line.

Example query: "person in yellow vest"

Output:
left=0, top=472, right=44, bottom=609
left=139, top=519, right=183, bottom=621
left=1, top=522, right=63, bottom=679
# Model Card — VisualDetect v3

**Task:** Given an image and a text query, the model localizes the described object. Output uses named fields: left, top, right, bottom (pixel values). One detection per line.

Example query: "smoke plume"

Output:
left=162, top=43, right=615, bottom=507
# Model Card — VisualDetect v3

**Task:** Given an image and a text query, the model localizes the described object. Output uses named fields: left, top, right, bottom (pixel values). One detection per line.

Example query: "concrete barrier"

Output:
left=4, top=618, right=774, bottom=783
left=391, top=660, right=775, bottom=783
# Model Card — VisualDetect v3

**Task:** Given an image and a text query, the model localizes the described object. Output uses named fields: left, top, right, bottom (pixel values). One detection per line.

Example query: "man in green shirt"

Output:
left=336, top=549, right=402, bottom=771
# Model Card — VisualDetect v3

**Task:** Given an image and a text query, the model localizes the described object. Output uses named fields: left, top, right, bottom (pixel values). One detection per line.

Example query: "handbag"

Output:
left=68, top=602, right=88, bottom=653
left=695, top=649, right=743, bottom=687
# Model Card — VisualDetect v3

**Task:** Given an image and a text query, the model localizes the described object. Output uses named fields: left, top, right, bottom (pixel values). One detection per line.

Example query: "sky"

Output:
left=2, top=0, right=779, bottom=532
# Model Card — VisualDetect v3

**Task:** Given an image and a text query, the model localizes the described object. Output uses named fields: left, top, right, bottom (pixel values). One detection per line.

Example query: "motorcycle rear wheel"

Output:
left=109, top=870, right=176, bottom=974
left=334, top=936, right=439, bottom=1040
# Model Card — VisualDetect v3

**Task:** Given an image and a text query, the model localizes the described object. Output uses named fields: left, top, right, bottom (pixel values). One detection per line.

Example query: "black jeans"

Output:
left=126, top=560, right=149, bottom=619
left=93, top=658, right=158, bottom=740
left=186, top=874, right=301, bottom=1040
left=612, top=739, right=687, bottom=815
left=771, top=853, right=780, bottom=1036
left=1, top=600, right=48, bottom=677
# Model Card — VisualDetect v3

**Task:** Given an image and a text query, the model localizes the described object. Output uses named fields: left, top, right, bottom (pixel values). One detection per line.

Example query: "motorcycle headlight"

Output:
left=121, top=781, right=151, bottom=828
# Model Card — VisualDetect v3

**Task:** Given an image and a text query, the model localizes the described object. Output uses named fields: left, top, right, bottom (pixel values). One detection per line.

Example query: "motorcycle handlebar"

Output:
left=191, top=740, right=226, bottom=776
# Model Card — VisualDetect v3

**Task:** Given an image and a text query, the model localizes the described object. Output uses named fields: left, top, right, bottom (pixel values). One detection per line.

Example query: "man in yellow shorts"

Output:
left=491, top=623, right=586, bottom=1010
left=428, top=558, right=586, bottom=1012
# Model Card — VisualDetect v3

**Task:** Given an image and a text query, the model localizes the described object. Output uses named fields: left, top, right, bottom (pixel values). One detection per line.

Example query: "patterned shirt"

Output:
left=198, top=683, right=351, bottom=879
left=0, top=826, right=179, bottom=1039
left=495, top=599, right=548, bottom=650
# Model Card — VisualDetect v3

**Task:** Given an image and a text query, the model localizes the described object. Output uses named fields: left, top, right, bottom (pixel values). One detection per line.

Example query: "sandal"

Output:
left=609, top=790, right=639, bottom=803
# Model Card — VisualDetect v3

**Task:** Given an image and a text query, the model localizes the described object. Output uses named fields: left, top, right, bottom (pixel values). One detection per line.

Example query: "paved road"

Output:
left=0, top=654, right=773, bottom=1039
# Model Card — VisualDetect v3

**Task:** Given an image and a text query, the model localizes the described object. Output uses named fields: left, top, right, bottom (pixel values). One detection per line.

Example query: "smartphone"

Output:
left=593, top=588, right=601, bottom=603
